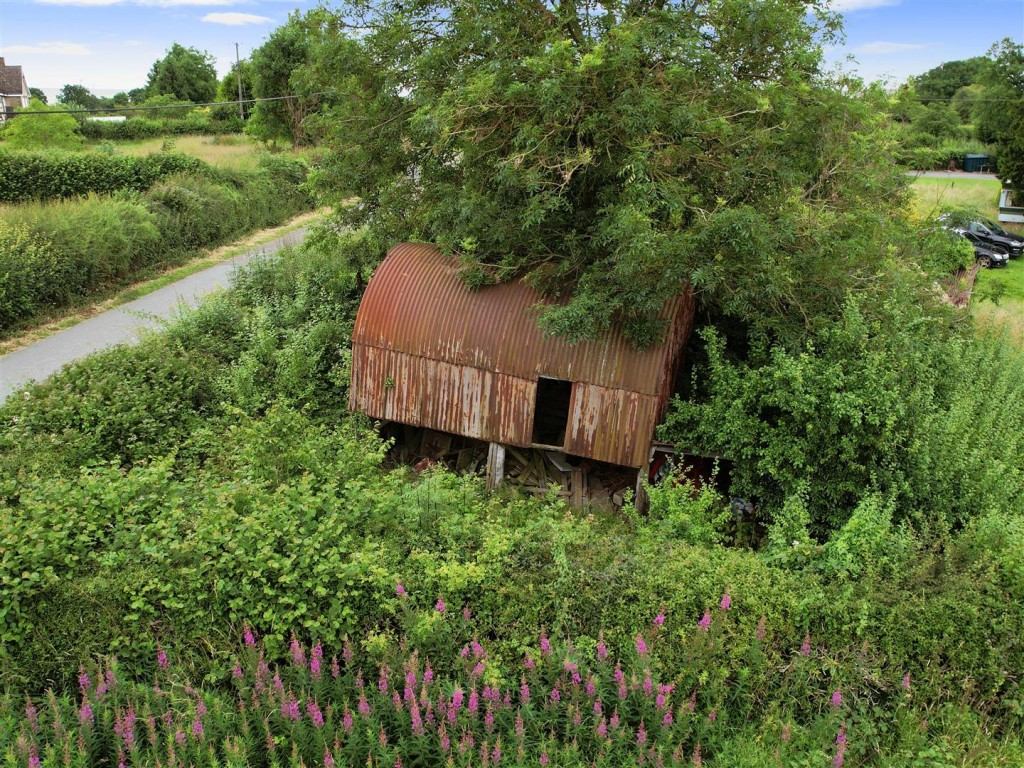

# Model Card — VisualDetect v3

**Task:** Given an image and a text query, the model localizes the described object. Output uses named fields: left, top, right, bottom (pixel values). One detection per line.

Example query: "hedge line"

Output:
left=0, top=150, right=206, bottom=203
left=77, top=115, right=245, bottom=141
left=0, top=155, right=313, bottom=330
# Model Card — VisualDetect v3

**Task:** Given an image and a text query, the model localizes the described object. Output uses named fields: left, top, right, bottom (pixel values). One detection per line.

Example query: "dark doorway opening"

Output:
left=533, top=377, right=572, bottom=447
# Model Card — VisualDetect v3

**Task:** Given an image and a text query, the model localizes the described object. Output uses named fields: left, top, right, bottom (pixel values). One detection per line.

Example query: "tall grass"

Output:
left=910, top=176, right=1003, bottom=221
left=105, top=134, right=268, bottom=170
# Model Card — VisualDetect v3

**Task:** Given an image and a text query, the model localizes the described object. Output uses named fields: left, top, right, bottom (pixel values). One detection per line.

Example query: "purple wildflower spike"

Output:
left=831, top=688, right=843, bottom=709
left=435, top=595, right=446, bottom=614
left=156, top=646, right=169, bottom=670
left=311, top=643, right=323, bottom=680
left=636, top=634, right=648, bottom=656
left=719, top=591, right=731, bottom=611
left=698, top=611, right=712, bottom=631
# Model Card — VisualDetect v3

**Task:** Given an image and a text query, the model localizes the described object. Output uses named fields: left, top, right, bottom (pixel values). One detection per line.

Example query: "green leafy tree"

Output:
left=975, top=39, right=1024, bottom=188
left=28, top=87, right=47, bottom=105
left=127, top=87, right=149, bottom=105
left=913, top=56, right=988, bottom=103
left=1, top=99, right=83, bottom=149
left=313, top=0, right=949, bottom=348
left=951, top=83, right=984, bottom=123
left=146, top=43, right=218, bottom=104
left=212, top=60, right=253, bottom=121
left=56, top=84, right=100, bottom=109
left=247, top=13, right=323, bottom=146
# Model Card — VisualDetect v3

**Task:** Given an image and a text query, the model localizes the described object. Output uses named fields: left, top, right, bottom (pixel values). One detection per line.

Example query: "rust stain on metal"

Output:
left=351, top=243, right=695, bottom=468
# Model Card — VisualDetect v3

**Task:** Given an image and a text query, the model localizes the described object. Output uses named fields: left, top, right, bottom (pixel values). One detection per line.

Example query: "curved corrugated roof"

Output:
left=353, top=243, right=683, bottom=396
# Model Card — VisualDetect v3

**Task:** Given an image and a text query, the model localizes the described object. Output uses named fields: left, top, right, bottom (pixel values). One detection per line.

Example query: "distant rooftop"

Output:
left=0, top=57, right=28, bottom=96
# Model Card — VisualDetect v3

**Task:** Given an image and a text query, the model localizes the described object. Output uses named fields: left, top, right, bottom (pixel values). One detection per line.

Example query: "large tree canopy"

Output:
left=913, top=56, right=988, bottom=102
left=146, top=43, right=218, bottom=105
left=248, top=13, right=326, bottom=146
left=976, top=38, right=1024, bottom=188
left=313, top=0, right=960, bottom=349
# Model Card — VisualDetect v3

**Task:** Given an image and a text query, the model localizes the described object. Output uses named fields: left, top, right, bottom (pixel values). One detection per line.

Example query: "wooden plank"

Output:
left=486, top=442, right=506, bottom=491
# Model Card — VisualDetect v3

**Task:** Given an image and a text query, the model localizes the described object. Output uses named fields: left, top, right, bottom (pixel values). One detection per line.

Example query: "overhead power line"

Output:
left=12, top=92, right=335, bottom=117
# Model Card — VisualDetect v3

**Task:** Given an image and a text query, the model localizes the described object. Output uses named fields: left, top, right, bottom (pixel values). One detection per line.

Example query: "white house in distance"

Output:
left=0, top=58, right=30, bottom=121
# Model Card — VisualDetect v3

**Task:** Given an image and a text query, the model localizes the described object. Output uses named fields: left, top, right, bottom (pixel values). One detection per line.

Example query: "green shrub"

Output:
left=76, top=115, right=244, bottom=141
left=0, top=196, right=162, bottom=326
left=0, top=222, right=62, bottom=327
left=0, top=150, right=205, bottom=203
left=0, top=99, right=82, bottom=150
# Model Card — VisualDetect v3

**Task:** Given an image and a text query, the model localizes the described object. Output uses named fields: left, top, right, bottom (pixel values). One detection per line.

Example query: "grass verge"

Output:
left=0, top=209, right=326, bottom=356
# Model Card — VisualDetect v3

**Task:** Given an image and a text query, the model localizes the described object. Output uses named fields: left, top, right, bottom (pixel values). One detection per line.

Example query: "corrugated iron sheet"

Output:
left=565, top=384, right=658, bottom=467
left=351, top=345, right=535, bottom=447
left=350, top=242, right=694, bottom=468
left=352, top=243, right=687, bottom=396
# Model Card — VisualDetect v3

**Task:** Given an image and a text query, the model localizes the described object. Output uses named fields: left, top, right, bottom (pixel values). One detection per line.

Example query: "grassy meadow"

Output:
left=98, top=133, right=266, bottom=170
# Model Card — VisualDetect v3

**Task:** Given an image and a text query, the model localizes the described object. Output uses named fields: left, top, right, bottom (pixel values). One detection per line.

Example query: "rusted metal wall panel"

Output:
left=350, top=345, right=535, bottom=448
left=565, top=384, right=658, bottom=468
left=352, top=243, right=687, bottom=396
left=351, top=242, right=694, bottom=468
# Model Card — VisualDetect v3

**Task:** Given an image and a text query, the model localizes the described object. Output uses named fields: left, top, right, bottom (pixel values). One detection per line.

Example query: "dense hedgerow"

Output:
left=76, top=115, right=245, bottom=141
left=0, top=156, right=313, bottom=330
left=7, top=610, right=1018, bottom=768
left=0, top=151, right=205, bottom=203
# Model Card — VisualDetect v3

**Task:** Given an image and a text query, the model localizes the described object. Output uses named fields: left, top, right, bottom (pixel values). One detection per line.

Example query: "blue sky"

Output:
left=3, top=0, right=1022, bottom=99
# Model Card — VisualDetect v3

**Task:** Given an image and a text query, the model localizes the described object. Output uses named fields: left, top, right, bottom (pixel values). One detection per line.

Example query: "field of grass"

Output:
left=91, top=133, right=265, bottom=170
left=909, top=175, right=1004, bottom=221
left=909, top=175, right=1024, bottom=334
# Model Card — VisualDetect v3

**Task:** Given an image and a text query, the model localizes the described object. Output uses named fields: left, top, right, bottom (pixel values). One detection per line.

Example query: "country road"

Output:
left=0, top=226, right=308, bottom=404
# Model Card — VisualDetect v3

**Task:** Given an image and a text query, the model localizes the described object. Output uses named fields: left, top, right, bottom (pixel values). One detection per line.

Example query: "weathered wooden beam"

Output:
left=486, top=442, right=506, bottom=491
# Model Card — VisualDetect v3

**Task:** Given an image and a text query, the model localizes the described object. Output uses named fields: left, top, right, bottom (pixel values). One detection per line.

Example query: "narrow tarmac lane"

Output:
left=0, top=227, right=307, bottom=404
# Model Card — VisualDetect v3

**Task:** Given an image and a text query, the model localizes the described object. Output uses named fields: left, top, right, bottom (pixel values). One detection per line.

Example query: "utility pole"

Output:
left=235, top=42, right=244, bottom=120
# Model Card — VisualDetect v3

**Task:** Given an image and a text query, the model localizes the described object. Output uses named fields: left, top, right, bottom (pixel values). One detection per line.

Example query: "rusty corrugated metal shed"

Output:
left=350, top=243, right=694, bottom=468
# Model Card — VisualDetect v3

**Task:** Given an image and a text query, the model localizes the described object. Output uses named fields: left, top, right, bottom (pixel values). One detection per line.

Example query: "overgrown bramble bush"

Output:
left=3, top=595, right=936, bottom=768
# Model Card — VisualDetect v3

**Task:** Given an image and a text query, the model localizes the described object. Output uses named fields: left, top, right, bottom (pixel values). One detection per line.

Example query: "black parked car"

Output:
left=965, top=235, right=1009, bottom=268
left=938, top=213, right=1024, bottom=257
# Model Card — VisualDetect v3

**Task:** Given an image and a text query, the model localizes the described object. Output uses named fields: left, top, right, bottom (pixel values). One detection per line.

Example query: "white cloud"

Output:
left=5, top=41, right=93, bottom=55
left=201, top=11, right=273, bottom=24
left=854, top=41, right=926, bottom=55
left=830, top=0, right=900, bottom=11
